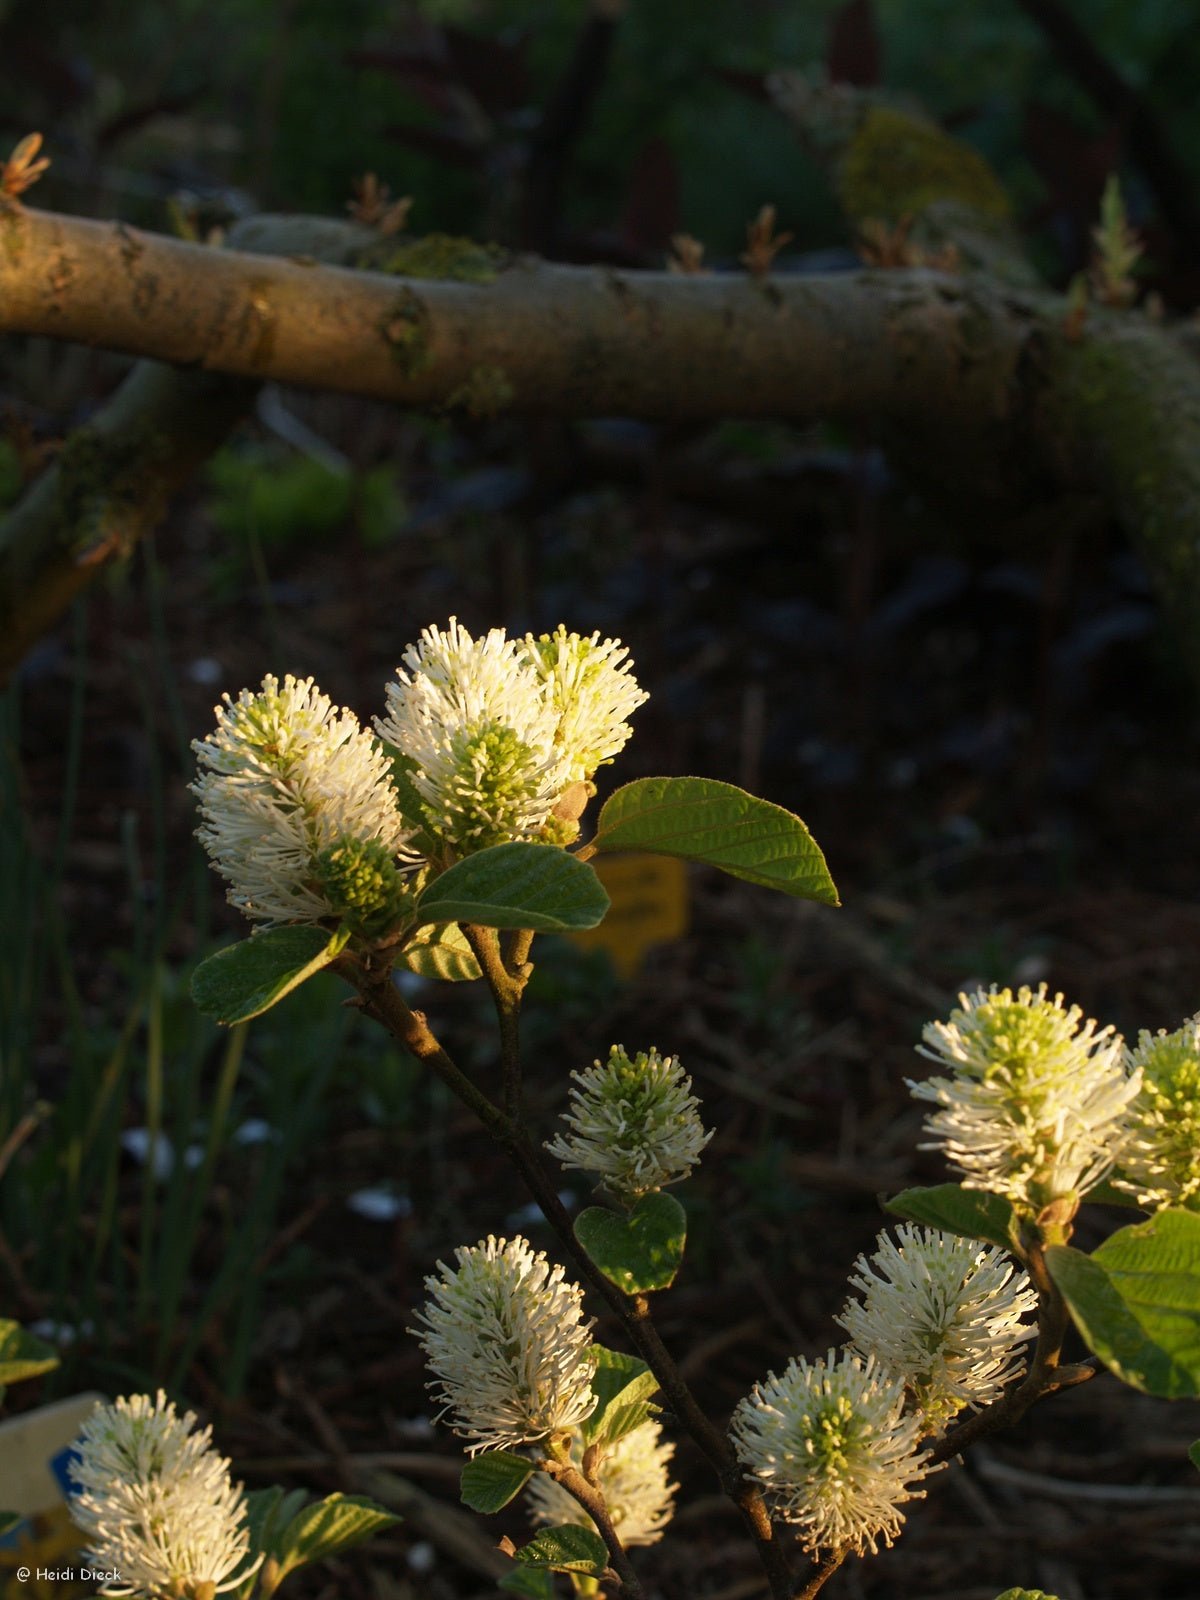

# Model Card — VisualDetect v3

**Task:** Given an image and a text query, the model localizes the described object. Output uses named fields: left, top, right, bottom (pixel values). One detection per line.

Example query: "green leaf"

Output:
left=515, top=1524, right=609, bottom=1576
left=460, top=1451, right=534, bottom=1513
left=190, top=926, right=350, bottom=1025
left=993, top=1590, right=1060, bottom=1600
left=241, top=1486, right=309, bottom=1562
left=575, top=1193, right=686, bottom=1295
left=1086, top=1178, right=1145, bottom=1209
left=884, top=1184, right=1020, bottom=1254
left=1189, top=1439, right=1200, bottom=1473
left=499, top=1568, right=557, bottom=1598
left=235, top=1488, right=312, bottom=1600
left=591, top=777, right=838, bottom=905
left=386, top=751, right=440, bottom=858
left=582, top=1347, right=660, bottom=1449
left=269, top=1493, right=400, bottom=1588
left=1046, top=1208, right=1200, bottom=1397
left=0, top=1319, right=59, bottom=1386
left=0, top=1512, right=23, bottom=1539
left=399, top=920, right=482, bottom=982
left=416, top=842, right=609, bottom=933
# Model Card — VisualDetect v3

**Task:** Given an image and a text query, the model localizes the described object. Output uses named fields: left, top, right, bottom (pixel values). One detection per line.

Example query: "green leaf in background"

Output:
left=416, top=842, right=609, bottom=933
left=0, top=1319, right=59, bottom=1386
left=499, top=1567, right=557, bottom=1598
left=514, top=1524, right=609, bottom=1576
left=191, top=926, right=350, bottom=1025
left=993, top=1590, right=1061, bottom=1599
left=884, top=1184, right=1021, bottom=1254
left=1189, top=1439, right=1200, bottom=1473
left=582, top=1346, right=660, bottom=1449
left=591, top=777, right=838, bottom=905
left=575, top=1193, right=686, bottom=1295
left=1085, top=1178, right=1146, bottom=1209
left=242, top=1485, right=310, bottom=1557
left=399, top=920, right=482, bottom=982
left=236, top=1487, right=311, bottom=1600
left=1046, top=1208, right=1200, bottom=1397
left=0, top=1513, right=22, bottom=1539
left=267, top=1493, right=400, bottom=1590
left=385, top=751, right=440, bottom=859
left=460, top=1451, right=535, bottom=1513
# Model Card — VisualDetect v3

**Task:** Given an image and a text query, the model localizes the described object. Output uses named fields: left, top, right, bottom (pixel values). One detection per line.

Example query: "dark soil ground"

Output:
left=8, top=394, right=1200, bottom=1600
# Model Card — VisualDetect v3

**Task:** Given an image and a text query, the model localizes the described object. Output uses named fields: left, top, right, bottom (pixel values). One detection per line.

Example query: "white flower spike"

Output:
left=377, top=619, right=647, bottom=852
left=1117, top=1016, right=1200, bottom=1210
left=377, top=619, right=569, bottom=851
left=729, top=1349, right=934, bottom=1557
left=545, top=1045, right=713, bottom=1199
left=413, top=1235, right=598, bottom=1455
left=68, top=1389, right=261, bottom=1599
left=521, top=625, right=648, bottom=785
left=525, top=1418, right=678, bottom=1546
left=836, top=1225, right=1037, bottom=1435
left=192, top=673, right=416, bottom=927
left=909, top=984, right=1139, bottom=1209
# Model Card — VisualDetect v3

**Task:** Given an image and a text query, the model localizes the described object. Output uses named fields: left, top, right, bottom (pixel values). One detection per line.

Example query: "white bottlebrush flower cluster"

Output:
left=68, top=1389, right=261, bottom=1599
left=526, top=1418, right=678, bottom=1547
left=192, top=673, right=415, bottom=927
left=729, top=1350, right=934, bottom=1558
left=909, top=984, right=1140, bottom=1209
left=523, top=624, right=650, bottom=786
left=192, top=622, right=645, bottom=924
left=1117, top=1017, right=1200, bottom=1210
left=376, top=618, right=645, bottom=852
left=544, top=1045, right=713, bottom=1199
left=413, top=1234, right=598, bottom=1455
left=836, top=1224, right=1037, bottom=1435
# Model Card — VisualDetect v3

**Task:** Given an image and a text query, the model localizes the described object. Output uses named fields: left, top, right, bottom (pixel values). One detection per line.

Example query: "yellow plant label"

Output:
left=0, top=1393, right=102, bottom=1597
left=569, top=854, right=689, bottom=978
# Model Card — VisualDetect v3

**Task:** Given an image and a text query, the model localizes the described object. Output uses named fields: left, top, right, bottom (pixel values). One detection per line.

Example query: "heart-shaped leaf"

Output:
left=575, top=1193, right=686, bottom=1295
left=266, top=1493, right=400, bottom=1590
left=582, top=1346, right=660, bottom=1448
left=191, top=926, right=349, bottom=1025
left=1046, top=1208, right=1200, bottom=1398
left=460, top=1451, right=534, bottom=1513
left=399, top=921, right=481, bottom=982
left=591, top=777, right=838, bottom=905
left=884, top=1183, right=1021, bottom=1254
left=514, top=1524, right=608, bottom=1576
left=417, top=842, right=609, bottom=933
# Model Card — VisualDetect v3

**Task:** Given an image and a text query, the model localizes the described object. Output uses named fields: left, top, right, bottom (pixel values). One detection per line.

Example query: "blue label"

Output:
left=51, top=1445, right=83, bottom=1499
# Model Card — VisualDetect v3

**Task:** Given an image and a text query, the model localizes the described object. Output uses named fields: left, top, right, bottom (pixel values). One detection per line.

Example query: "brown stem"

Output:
left=791, top=1547, right=847, bottom=1600
left=549, top=1461, right=645, bottom=1599
left=341, top=958, right=795, bottom=1600
left=928, top=1238, right=1092, bottom=1466
left=462, top=923, right=525, bottom=1116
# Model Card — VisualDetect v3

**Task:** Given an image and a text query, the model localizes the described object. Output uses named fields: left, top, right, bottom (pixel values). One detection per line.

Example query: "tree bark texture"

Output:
left=1, top=203, right=1199, bottom=682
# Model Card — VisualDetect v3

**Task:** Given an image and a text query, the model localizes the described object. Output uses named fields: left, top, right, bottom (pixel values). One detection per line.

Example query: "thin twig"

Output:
left=550, top=1460, right=646, bottom=1598
left=462, top=923, right=525, bottom=1116
left=929, top=1239, right=1092, bottom=1466
left=341, top=956, right=796, bottom=1600
left=791, top=1546, right=847, bottom=1599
